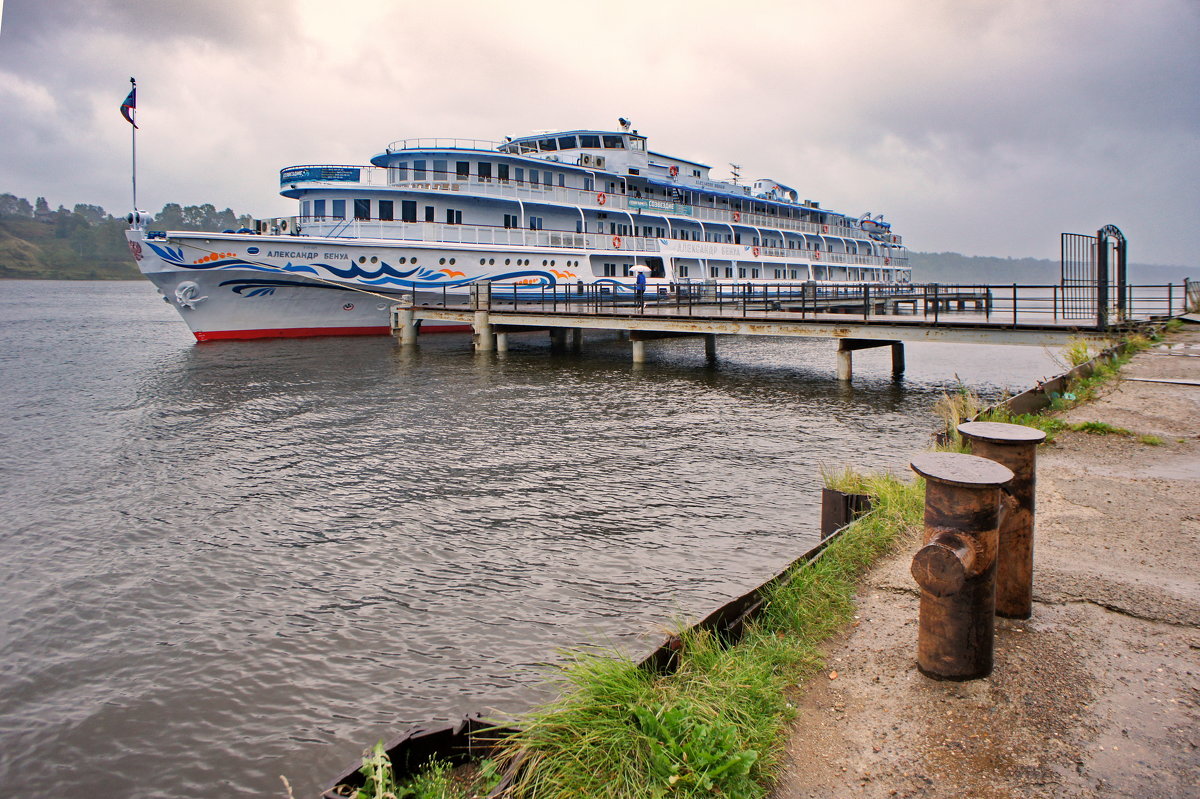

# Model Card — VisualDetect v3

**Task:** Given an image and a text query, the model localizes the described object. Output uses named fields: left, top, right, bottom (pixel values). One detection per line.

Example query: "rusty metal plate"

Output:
left=958, top=421, right=1048, bottom=444
left=910, top=452, right=1014, bottom=487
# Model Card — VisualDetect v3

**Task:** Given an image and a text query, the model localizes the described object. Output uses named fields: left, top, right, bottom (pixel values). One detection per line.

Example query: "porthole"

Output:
left=551, top=260, right=556, bottom=266
left=480, top=258, right=486, bottom=265
left=542, top=259, right=548, bottom=266
left=505, top=259, right=511, bottom=265
left=439, top=257, right=446, bottom=265
left=399, top=257, right=407, bottom=264
left=370, top=256, right=378, bottom=264
left=358, top=256, right=366, bottom=264
left=488, top=258, right=494, bottom=265
left=449, top=258, right=455, bottom=265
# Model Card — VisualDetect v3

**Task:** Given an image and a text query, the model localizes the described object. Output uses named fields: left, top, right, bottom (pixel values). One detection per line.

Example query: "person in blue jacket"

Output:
left=635, top=269, right=647, bottom=305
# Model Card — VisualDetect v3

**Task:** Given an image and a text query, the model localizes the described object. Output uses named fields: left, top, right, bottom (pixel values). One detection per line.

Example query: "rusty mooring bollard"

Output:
left=957, top=421, right=1047, bottom=619
left=909, top=452, right=1014, bottom=680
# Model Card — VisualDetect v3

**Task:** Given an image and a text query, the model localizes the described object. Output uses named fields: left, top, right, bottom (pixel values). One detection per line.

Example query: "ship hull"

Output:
left=127, top=230, right=573, bottom=341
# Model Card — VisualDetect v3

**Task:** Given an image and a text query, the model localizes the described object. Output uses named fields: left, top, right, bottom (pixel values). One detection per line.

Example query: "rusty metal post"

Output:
left=910, top=452, right=1014, bottom=681
left=957, top=421, right=1047, bottom=619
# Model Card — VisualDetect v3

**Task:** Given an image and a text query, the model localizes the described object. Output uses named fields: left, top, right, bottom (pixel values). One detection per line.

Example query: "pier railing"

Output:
left=414, top=280, right=1192, bottom=330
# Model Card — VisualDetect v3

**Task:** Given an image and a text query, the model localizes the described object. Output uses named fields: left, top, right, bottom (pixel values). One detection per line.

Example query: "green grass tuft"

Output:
left=1139, top=435, right=1165, bottom=446
left=1071, top=420, right=1132, bottom=436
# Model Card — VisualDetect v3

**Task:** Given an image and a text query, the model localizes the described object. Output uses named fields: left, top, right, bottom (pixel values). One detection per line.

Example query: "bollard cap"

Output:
left=910, top=452, right=1014, bottom=488
left=957, top=421, right=1047, bottom=445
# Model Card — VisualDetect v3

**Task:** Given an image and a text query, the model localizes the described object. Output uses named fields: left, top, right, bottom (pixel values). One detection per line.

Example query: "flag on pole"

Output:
left=120, top=81, right=137, bottom=129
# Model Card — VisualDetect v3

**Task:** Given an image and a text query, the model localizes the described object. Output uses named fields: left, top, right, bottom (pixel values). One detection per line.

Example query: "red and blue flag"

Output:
left=120, top=85, right=137, bottom=129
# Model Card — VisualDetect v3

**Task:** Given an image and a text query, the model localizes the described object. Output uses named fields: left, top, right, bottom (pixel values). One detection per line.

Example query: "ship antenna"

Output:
left=729, top=163, right=741, bottom=186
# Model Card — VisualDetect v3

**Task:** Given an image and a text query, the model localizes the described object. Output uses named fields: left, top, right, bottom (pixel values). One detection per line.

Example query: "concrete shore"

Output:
left=773, top=324, right=1200, bottom=798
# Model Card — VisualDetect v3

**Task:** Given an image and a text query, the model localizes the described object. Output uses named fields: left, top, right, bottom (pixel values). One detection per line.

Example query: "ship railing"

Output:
left=384, top=138, right=503, bottom=152
left=280, top=164, right=893, bottom=246
left=465, top=281, right=1193, bottom=328
left=273, top=217, right=907, bottom=268
left=296, top=219, right=662, bottom=253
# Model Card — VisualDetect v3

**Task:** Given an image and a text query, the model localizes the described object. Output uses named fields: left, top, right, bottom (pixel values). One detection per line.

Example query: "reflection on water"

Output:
left=0, top=281, right=1062, bottom=797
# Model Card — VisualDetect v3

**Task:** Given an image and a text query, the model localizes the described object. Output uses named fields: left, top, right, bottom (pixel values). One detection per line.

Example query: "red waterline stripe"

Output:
left=194, top=324, right=472, bottom=342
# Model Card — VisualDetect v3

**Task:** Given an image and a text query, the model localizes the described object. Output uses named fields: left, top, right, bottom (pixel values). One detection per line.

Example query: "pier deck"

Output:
left=392, top=281, right=1193, bottom=379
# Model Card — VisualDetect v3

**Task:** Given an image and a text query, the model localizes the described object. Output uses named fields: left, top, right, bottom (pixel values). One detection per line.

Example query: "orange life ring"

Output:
left=752, top=246, right=760, bottom=257
left=814, top=250, right=821, bottom=260
left=732, top=211, right=741, bottom=223
left=612, top=235, right=622, bottom=248
left=669, top=165, right=679, bottom=177
left=884, top=257, right=891, bottom=265
left=821, top=224, right=829, bottom=234
left=597, top=192, right=607, bottom=205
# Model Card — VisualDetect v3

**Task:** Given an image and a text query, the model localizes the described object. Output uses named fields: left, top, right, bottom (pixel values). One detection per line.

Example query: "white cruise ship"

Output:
left=126, top=121, right=909, bottom=341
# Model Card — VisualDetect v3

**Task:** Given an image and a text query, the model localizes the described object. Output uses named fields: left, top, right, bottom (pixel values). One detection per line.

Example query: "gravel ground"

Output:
left=772, top=324, right=1200, bottom=799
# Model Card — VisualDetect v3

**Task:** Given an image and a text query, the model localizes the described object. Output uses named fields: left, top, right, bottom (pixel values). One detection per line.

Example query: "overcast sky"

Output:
left=0, top=0, right=1196, bottom=264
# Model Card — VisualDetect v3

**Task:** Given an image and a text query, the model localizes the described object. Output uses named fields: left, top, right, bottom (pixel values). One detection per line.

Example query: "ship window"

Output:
left=580, top=134, right=601, bottom=148
left=446, top=209, right=462, bottom=224
left=558, top=173, right=565, bottom=187
left=379, top=200, right=394, bottom=221
left=413, top=160, right=426, bottom=180
left=622, top=264, right=631, bottom=277
left=503, top=214, right=518, bottom=229
left=433, top=160, right=447, bottom=179
left=332, top=199, right=346, bottom=218
left=603, top=263, right=616, bottom=277
left=456, top=161, right=469, bottom=180
left=401, top=200, right=416, bottom=222
left=354, top=199, right=370, bottom=220
left=630, top=137, right=645, bottom=151
left=692, top=169, right=701, bottom=177
left=313, top=199, right=326, bottom=219
left=538, top=138, right=558, bottom=151
left=602, top=135, right=624, bottom=149
left=583, top=177, right=593, bottom=191
left=557, top=135, right=577, bottom=149
left=393, top=163, right=408, bottom=182
left=725, top=267, right=733, bottom=278
left=709, top=266, right=719, bottom=278
left=528, top=216, right=543, bottom=230
left=530, top=171, right=539, bottom=186
left=424, top=206, right=434, bottom=222
left=497, top=163, right=509, bottom=181
left=477, top=162, right=492, bottom=181
left=678, top=265, right=689, bottom=277
left=301, top=200, right=311, bottom=218
left=515, top=167, right=524, bottom=183
left=738, top=267, right=747, bottom=278
left=752, top=268, right=760, bottom=278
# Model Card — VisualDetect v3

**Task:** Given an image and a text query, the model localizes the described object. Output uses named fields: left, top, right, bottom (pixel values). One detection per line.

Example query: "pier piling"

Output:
left=909, top=452, right=1014, bottom=680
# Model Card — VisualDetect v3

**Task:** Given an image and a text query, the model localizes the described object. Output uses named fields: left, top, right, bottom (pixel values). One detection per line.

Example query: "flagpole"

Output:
left=130, top=77, right=137, bottom=211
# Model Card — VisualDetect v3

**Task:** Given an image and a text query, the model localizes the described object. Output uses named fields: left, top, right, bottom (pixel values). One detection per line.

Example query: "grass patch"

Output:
left=932, top=380, right=983, bottom=445
left=1071, top=420, right=1132, bottom=436
left=818, top=463, right=870, bottom=493
left=1139, top=435, right=1165, bottom=446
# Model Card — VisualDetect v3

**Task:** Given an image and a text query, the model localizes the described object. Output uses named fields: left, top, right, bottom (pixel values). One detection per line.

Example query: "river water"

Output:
left=0, top=280, right=1063, bottom=797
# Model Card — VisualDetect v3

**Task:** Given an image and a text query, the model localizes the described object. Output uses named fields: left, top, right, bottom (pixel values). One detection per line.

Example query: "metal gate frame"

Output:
left=1061, top=224, right=1127, bottom=329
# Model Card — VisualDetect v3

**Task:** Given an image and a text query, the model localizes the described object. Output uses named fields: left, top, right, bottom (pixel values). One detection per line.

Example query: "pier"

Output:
left=391, top=280, right=1192, bottom=381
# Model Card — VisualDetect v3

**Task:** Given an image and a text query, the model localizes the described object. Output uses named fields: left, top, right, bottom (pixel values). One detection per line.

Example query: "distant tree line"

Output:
left=0, top=193, right=251, bottom=280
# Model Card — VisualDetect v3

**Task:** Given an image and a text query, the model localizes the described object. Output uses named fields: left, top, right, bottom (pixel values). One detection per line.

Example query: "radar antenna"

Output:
left=729, top=163, right=741, bottom=185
